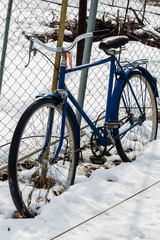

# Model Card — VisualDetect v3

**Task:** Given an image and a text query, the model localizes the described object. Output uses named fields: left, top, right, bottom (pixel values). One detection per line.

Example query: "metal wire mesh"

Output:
left=0, top=0, right=160, bottom=167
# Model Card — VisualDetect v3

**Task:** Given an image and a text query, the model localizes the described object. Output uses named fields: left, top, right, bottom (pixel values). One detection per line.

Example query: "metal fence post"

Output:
left=0, top=0, right=13, bottom=93
left=76, top=0, right=98, bottom=125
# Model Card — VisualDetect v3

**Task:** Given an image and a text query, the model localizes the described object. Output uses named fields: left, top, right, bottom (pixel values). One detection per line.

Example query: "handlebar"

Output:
left=25, top=29, right=110, bottom=54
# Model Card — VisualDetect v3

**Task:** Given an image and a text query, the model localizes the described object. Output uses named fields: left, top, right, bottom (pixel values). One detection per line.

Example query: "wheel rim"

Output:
left=14, top=101, right=76, bottom=216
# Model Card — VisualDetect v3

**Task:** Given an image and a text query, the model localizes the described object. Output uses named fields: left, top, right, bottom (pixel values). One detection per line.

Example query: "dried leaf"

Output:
left=13, top=210, right=23, bottom=219
left=85, top=165, right=101, bottom=170
left=0, top=171, right=8, bottom=181
left=54, top=190, right=63, bottom=196
left=107, top=179, right=113, bottom=182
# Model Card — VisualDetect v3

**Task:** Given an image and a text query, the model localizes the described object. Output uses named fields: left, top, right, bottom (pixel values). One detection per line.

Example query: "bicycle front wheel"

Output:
left=8, top=98, right=78, bottom=218
left=116, top=71, right=158, bottom=162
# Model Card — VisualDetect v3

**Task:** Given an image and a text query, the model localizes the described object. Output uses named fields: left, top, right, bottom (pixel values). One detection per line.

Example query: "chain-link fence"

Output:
left=0, top=0, right=160, bottom=168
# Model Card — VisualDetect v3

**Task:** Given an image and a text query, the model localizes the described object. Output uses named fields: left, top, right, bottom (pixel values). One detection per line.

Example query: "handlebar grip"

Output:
left=93, top=29, right=110, bottom=37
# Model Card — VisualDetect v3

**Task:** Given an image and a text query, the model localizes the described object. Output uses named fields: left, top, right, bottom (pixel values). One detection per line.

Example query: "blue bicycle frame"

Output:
left=39, top=54, right=151, bottom=163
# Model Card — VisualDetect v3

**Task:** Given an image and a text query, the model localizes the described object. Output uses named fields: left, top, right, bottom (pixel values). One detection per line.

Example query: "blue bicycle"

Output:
left=8, top=30, right=158, bottom=217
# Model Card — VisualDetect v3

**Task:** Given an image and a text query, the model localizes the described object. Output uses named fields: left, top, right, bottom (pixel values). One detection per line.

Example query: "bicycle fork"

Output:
left=37, top=94, right=68, bottom=166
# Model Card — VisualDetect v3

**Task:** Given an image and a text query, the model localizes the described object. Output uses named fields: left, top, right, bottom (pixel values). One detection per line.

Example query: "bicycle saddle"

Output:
left=99, top=36, right=129, bottom=50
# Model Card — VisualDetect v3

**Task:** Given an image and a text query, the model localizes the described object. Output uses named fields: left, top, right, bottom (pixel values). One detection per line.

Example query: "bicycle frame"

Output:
left=65, top=56, right=115, bottom=146
left=66, top=56, right=144, bottom=136
left=39, top=54, right=148, bottom=164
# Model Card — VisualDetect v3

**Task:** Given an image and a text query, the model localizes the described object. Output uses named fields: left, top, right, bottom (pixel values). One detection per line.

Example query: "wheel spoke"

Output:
left=8, top=99, right=78, bottom=217
left=116, top=71, right=158, bottom=162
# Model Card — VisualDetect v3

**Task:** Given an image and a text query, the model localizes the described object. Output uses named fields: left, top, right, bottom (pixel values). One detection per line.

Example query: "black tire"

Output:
left=115, top=71, right=158, bottom=162
left=8, top=98, right=79, bottom=218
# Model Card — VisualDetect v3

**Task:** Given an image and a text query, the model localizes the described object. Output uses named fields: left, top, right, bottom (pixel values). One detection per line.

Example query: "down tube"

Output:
left=67, top=90, right=108, bottom=146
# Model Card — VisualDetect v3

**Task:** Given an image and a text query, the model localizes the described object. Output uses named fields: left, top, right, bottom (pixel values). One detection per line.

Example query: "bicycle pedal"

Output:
left=105, top=121, right=122, bottom=129
left=90, top=156, right=105, bottom=164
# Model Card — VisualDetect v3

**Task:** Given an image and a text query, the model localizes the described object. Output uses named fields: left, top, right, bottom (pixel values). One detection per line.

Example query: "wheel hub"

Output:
left=129, top=113, right=145, bottom=126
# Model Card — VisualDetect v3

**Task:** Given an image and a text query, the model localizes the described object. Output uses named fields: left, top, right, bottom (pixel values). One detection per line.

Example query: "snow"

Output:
left=1, top=139, right=160, bottom=239
left=1, top=0, right=160, bottom=239
left=134, top=24, right=160, bottom=38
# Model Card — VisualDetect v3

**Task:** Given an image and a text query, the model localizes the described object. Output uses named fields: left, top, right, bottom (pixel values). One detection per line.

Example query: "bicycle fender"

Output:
left=36, top=93, right=62, bottom=99
left=137, top=66, right=158, bottom=97
left=110, top=77, right=125, bottom=121
left=67, top=103, right=80, bottom=151
left=125, top=67, right=159, bottom=97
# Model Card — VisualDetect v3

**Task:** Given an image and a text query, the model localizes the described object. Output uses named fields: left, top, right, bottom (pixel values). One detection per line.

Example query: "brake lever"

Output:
left=25, top=40, right=37, bottom=68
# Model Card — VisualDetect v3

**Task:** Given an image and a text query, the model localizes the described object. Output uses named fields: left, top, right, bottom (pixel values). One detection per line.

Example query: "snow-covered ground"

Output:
left=1, top=138, right=160, bottom=239
left=1, top=0, right=160, bottom=239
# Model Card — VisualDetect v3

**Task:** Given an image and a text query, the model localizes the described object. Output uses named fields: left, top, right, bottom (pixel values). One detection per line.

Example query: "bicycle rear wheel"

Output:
left=8, top=98, right=79, bottom=218
left=116, top=71, right=158, bottom=162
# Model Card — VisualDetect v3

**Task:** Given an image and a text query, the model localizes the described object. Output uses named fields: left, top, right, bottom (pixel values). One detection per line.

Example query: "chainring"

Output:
left=90, top=127, right=107, bottom=158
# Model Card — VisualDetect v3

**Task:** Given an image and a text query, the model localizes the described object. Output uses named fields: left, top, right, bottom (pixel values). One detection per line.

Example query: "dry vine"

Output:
left=33, top=7, right=160, bottom=49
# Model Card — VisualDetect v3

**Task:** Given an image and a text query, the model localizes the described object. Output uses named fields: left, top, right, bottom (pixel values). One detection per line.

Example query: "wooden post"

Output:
left=40, top=0, right=68, bottom=183
left=76, top=0, right=87, bottom=66
left=142, top=0, right=147, bottom=22
left=51, top=0, right=68, bottom=92
left=123, top=0, right=130, bottom=34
